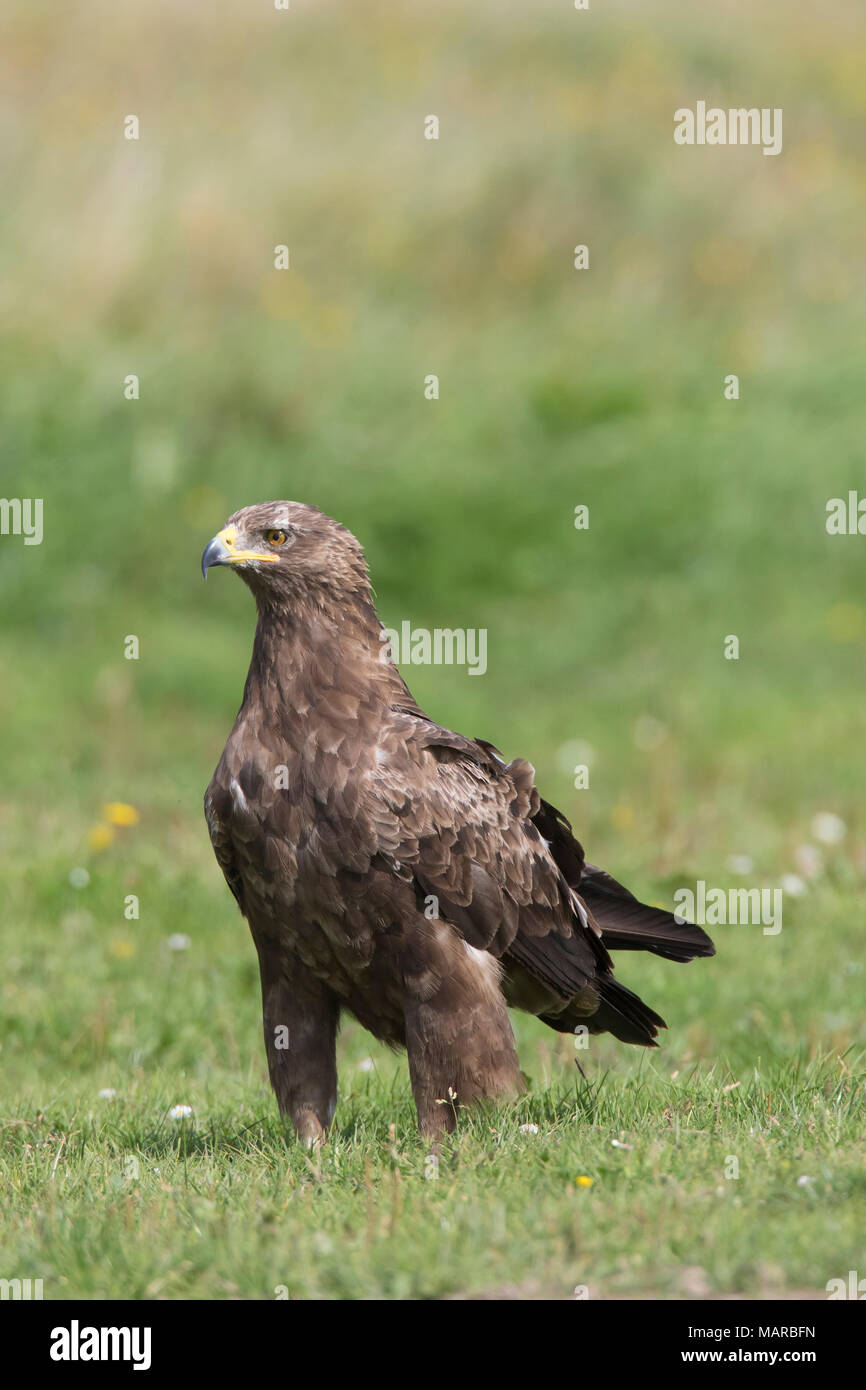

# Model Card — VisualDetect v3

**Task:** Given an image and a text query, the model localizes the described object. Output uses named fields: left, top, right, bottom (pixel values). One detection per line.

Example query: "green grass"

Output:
left=1, top=0, right=864, bottom=1299
left=2, top=1055, right=862, bottom=1300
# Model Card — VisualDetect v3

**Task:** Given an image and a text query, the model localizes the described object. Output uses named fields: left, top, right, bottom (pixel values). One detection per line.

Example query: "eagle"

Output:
left=201, top=501, right=714, bottom=1143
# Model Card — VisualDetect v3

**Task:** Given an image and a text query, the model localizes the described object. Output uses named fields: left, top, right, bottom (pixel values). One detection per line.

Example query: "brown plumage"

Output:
left=201, top=501, right=714, bottom=1143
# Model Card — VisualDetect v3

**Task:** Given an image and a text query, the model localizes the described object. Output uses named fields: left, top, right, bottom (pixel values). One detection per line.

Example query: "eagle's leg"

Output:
left=403, top=971, right=524, bottom=1139
left=255, top=944, right=339, bottom=1148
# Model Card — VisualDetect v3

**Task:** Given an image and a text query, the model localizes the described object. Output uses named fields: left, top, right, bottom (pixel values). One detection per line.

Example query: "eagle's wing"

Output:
left=204, top=778, right=247, bottom=915
left=368, top=708, right=610, bottom=999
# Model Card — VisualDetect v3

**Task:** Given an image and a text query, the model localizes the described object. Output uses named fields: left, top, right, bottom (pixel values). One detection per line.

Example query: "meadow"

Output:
left=1, top=0, right=864, bottom=1299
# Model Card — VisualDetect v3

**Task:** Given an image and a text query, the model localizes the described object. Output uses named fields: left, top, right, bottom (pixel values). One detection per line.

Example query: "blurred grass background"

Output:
left=0, top=0, right=864, bottom=1298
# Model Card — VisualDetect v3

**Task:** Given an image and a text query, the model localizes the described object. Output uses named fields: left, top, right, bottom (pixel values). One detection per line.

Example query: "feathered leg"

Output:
left=255, top=943, right=339, bottom=1147
left=403, top=959, right=524, bottom=1138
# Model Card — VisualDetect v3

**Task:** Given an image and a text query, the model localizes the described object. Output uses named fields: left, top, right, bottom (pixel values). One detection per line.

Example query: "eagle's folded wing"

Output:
left=367, top=710, right=610, bottom=996
left=204, top=782, right=247, bottom=914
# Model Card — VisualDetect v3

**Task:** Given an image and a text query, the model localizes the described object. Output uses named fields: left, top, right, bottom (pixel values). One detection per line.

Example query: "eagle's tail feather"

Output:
left=580, top=863, right=715, bottom=963
left=540, top=976, right=666, bottom=1047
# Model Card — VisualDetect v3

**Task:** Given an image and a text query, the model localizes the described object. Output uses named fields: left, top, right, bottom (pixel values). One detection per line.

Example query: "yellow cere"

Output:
left=218, top=524, right=279, bottom=564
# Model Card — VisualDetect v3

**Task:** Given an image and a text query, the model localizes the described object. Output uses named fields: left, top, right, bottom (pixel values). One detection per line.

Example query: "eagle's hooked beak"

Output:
left=201, top=530, right=232, bottom=577
left=201, top=525, right=280, bottom=578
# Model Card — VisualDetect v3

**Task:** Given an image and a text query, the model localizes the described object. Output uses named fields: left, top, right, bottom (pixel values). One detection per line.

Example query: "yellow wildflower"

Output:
left=103, top=803, right=140, bottom=827
left=87, top=824, right=115, bottom=851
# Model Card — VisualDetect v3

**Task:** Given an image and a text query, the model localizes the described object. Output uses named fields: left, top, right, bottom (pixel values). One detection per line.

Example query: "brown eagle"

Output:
left=201, top=501, right=714, bottom=1143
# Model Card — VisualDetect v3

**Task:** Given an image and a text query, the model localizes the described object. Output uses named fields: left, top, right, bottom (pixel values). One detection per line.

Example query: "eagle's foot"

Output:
left=289, top=1105, right=330, bottom=1150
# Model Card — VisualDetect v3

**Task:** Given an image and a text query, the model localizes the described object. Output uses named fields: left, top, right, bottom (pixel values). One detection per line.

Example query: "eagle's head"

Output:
left=201, top=501, right=370, bottom=607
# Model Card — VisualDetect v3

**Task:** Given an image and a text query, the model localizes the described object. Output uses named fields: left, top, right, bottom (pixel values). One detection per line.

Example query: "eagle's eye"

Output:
left=266, top=529, right=288, bottom=547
